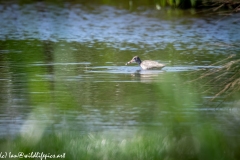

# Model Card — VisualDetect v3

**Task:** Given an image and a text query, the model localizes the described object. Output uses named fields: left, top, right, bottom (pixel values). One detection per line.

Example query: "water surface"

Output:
left=0, top=2, right=239, bottom=137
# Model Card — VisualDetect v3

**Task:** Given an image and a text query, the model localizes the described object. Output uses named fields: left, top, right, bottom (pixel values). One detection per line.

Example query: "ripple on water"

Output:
left=86, top=65, right=221, bottom=74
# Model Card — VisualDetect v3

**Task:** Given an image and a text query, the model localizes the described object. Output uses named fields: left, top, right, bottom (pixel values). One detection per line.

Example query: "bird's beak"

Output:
left=125, top=59, right=135, bottom=65
left=125, top=61, right=131, bottom=65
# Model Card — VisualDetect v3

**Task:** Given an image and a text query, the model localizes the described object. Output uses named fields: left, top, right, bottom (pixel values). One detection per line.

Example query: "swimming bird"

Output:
left=125, top=56, right=165, bottom=70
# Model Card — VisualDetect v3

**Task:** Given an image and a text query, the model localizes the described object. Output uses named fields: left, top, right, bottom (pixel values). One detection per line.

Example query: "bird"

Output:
left=125, top=56, right=165, bottom=70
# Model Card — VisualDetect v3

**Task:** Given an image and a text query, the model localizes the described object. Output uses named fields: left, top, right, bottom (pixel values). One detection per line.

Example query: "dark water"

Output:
left=0, top=2, right=240, bottom=137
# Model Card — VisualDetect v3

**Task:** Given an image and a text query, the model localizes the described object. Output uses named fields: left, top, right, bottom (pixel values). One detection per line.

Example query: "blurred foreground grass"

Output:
left=1, top=121, right=240, bottom=160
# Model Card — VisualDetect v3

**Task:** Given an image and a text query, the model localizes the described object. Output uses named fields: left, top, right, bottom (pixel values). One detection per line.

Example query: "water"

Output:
left=0, top=1, right=240, bottom=138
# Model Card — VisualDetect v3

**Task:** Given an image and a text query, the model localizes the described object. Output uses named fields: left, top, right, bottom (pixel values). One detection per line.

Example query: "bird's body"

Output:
left=126, top=56, right=165, bottom=70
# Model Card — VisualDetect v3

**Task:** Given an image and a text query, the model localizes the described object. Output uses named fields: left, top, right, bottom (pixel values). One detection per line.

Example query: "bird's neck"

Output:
left=137, top=60, right=142, bottom=65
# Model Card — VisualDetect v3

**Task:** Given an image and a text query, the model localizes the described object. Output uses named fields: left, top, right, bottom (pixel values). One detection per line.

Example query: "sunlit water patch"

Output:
left=0, top=3, right=239, bottom=51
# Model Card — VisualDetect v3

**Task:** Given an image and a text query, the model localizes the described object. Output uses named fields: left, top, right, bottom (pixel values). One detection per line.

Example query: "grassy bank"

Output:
left=2, top=0, right=240, bottom=11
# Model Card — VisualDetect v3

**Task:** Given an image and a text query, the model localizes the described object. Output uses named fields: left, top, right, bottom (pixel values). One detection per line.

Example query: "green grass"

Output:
left=5, top=0, right=240, bottom=10
left=1, top=124, right=240, bottom=160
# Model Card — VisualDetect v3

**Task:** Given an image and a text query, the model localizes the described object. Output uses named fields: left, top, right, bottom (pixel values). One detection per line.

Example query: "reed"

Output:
left=188, top=54, right=240, bottom=107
